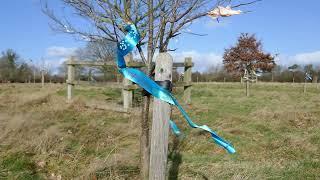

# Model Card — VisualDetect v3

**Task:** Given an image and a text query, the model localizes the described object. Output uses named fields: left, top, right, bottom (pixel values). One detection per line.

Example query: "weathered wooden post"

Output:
left=122, top=54, right=133, bottom=110
left=67, top=57, right=75, bottom=102
left=41, top=70, right=44, bottom=88
left=183, top=57, right=192, bottom=104
left=246, top=79, right=250, bottom=97
left=149, top=53, right=173, bottom=180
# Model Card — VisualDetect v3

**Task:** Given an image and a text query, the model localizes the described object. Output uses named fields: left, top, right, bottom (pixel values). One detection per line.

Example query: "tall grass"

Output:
left=0, top=83, right=319, bottom=179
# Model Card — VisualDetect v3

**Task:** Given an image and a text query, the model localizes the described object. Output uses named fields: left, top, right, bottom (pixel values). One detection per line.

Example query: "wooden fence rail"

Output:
left=66, top=56, right=193, bottom=109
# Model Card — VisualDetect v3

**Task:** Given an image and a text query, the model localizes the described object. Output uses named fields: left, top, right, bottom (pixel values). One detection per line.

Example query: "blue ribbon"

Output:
left=116, top=23, right=235, bottom=154
left=305, top=72, right=312, bottom=81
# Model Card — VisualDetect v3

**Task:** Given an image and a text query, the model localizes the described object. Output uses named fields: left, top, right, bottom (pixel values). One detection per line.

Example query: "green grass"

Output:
left=1, top=153, right=41, bottom=180
left=1, top=82, right=320, bottom=179
left=56, top=85, right=122, bottom=100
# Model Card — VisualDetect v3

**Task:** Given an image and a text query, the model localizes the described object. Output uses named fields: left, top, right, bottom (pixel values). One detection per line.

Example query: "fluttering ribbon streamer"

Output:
left=305, top=72, right=312, bottom=81
left=116, top=23, right=235, bottom=154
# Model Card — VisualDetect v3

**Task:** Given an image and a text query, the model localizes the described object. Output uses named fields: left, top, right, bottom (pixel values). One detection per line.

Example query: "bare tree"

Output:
left=42, top=0, right=260, bottom=178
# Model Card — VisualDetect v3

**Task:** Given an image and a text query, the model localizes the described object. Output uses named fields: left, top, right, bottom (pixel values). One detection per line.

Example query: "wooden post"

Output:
left=41, top=70, right=44, bottom=88
left=246, top=79, right=249, bottom=97
left=312, top=75, right=318, bottom=83
left=183, top=57, right=192, bottom=104
left=292, top=72, right=295, bottom=83
left=33, top=70, right=36, bottom=84
left=67, top=57, right=75, bottom=102
left=149, top=53, right=173, bottom=180
left=122, top=54, right=133, bottom=110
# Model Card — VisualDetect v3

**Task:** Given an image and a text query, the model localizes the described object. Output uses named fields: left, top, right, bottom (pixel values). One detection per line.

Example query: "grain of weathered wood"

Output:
left=149, top=53, right=173, bottom=180
left=122, top=54, right=133, bottom=110
left=183, top=57, right=192, bottom=104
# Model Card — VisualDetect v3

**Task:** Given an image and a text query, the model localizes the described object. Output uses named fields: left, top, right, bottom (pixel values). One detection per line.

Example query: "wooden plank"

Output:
left=66, top=60, right=145, bottom=68
left=149, top=53, right=173, bottom=180
left=183, top=57, right=192, bottom=104
left=66, top=59, right=191, bottom=68
left=173, top=62, right=194, bottom=68
left=66, top=61, right=114, bottom=66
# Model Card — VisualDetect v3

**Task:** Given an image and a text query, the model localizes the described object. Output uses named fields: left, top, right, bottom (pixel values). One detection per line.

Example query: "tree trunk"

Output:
left=312, top=75, right=318, bottom=83
left=104, top=70, right=107, bottom=83
left=304, top=79, right=307, bottom=94
left=292, top=72, right=295, bottom=83
left=41, top=70, right=44, bottom=87
left=33, top=70, right=36, bottom=84
left=139, top=0, right=154, bottom=179
left=246, top=80, right=249, bottom=97
left=140, top=96, right=150, bottom=180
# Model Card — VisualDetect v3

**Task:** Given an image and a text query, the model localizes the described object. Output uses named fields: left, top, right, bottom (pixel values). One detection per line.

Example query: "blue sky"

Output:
left=0, top=0, right=319, bottom=71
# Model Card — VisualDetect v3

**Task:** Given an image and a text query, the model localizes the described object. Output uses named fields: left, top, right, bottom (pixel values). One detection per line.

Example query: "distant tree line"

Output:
left=190, top=64, right=320, bottom=83
left=0, top=49, right=62, bottom=83
left=0, top=46, right=319, bottom=84
left=0, top=49, right=35, bottom=83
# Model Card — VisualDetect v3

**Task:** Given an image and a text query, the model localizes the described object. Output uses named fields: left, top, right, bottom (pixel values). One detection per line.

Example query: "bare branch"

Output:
left=231, top=0, right=262, bottom=8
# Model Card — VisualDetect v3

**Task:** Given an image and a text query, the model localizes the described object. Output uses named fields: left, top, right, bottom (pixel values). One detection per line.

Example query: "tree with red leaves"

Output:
left=223, top=33, right=275, bottom=96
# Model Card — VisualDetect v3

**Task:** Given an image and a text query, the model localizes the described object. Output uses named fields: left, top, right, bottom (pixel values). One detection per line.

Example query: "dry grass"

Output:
left=0, top=82, right=319, bottom=179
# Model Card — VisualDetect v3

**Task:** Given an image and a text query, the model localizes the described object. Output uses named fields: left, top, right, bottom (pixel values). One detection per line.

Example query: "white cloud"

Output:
left=172, top=50, right=223, bottom=72
left=43, top=46, right=78, bottom=74
left=132, top=49, right=320, bottom=73
left=132, top=49, right=223, bottom=72
left=46, top=46, right=77, bottom=58
left=278, top=51, right=320, bottom=66
left=292, top=51, right=320, bottom=65
left=172, top=50, right=320, bottom=72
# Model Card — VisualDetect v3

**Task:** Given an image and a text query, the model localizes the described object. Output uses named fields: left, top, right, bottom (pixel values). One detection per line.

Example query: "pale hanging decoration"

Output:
left=207, top=6, right=242, bottom=19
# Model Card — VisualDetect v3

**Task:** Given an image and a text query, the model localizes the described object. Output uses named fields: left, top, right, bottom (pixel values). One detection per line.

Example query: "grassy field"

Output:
left=0, top=82, right=319, bottom=179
